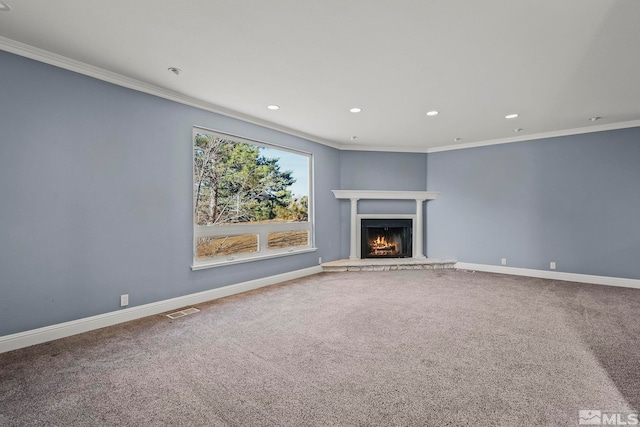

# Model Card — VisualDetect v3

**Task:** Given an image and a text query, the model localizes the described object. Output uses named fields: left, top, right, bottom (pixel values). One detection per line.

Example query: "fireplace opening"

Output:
left=361, top=219, right=412, bottom=259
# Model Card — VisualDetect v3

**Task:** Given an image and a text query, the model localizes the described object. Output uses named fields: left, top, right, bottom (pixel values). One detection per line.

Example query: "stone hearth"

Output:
left=321, top=258, right=456, bottom=272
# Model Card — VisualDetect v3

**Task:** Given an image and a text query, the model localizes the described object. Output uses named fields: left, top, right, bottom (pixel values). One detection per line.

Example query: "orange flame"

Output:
left=370, top=235, right=398, bottom=254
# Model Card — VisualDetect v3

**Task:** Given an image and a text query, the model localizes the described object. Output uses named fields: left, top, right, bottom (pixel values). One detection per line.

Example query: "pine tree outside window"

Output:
left=192, top=128, right=314, bottom=269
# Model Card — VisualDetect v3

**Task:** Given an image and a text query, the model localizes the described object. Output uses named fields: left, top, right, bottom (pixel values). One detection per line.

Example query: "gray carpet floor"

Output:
left=1, top=270, right=640, bottom=426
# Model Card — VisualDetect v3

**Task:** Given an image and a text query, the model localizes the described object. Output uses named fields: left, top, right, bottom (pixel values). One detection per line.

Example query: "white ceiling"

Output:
left=1, top=0, right=640, bottom=152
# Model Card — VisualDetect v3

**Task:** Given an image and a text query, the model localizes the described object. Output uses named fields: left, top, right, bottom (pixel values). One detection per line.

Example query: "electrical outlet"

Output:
left=120, top=294, right=129, bottom=307
left=550, top=262, right=556, bottom=270
left=501, top=258, right=507, bottom=266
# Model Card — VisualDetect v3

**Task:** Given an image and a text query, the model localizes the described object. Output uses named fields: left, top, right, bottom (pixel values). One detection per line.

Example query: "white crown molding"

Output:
left=0, top=37, right=341, bottom=150
left=2, top=36, right=639, bottom=154
left=427, top=120, right=640, bottom=153
left=456, top=262, right=640, bottom=289
left=318, top=120, right=640, bottom=154
left=336, top=143, right=430, bottom=153
left=0, top=266, right=323, bottom=354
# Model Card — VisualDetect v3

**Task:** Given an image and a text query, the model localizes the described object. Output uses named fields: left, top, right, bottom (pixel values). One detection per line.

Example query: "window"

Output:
left=192, top=128, right=314, bottom=269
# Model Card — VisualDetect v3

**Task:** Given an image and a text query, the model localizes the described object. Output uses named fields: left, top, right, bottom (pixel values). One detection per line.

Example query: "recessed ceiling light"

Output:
left=0, top=2, right=10, bottom=11
left=267, top=105, right=280, bottom=110
left=505, top=113, right=519, bottom=119
left=453, top=137, right=461, bottom=142
left=589, top=116, right=602, bottom=122
left=349, top=107, right=362, bottom=113
left=168, top=67, right=181, bottom=76
left=513, top=128, right=523, bottom=133
left=426, top=111, right=439, bottom=116
left=350, top=136, right=358, bottom=141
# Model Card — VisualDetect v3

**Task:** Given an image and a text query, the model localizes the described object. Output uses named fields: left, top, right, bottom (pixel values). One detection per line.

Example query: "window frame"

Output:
left=191, top=127, right=315, bottom=270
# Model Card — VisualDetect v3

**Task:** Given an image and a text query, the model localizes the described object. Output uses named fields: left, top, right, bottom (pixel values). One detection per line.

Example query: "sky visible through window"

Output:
left=259, top=147, right=309, bottom=198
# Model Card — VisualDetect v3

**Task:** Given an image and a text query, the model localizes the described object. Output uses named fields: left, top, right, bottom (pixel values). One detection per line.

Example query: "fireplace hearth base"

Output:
left=321, top=258, right=457, bottom=273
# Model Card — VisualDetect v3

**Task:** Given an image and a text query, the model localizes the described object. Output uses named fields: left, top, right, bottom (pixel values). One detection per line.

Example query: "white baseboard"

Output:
left=0, top=266, right=323, bottom=354
left=455, top=262, right=640, bottom=289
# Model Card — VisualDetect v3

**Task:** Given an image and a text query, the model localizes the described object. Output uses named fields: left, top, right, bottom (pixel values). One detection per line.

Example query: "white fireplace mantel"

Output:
left=331, top=190, right=440, bottom=260
left=331, top=190, right=439, bottom=201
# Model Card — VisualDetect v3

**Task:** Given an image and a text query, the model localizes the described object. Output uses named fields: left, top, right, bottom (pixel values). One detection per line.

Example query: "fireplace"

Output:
left=361, top=219, right=412, bottom=259
left=331, top=190, right=439, bottom=260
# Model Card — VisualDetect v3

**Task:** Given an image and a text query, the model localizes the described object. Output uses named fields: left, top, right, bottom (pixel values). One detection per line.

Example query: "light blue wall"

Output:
left=0, top=51, right=341, bottom=336
left=339, top=151, right=428, bottom=192
left=338, top=151, right=429, bottom=258
left=427, top=128, right=640, bottom=279
left=4, top=48, right=638, bottom=338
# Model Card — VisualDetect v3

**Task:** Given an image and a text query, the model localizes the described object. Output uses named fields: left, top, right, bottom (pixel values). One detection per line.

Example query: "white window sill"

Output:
left=191, top=247, right=318, bottom=270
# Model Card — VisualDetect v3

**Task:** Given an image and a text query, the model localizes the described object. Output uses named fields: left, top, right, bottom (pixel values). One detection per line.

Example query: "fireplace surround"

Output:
left=332, top=190, right=439, bottom=260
